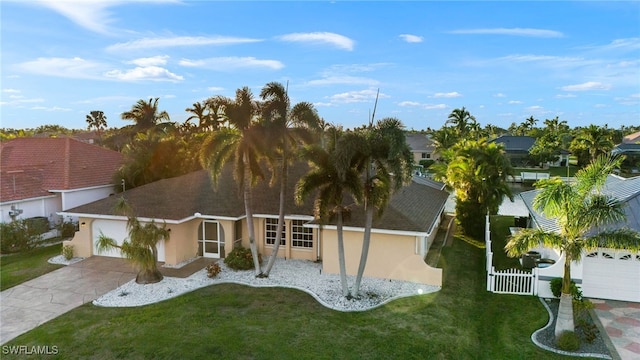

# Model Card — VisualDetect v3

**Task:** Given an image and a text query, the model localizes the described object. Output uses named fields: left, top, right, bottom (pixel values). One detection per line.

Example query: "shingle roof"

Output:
left=489, top=135, right=535, bottom=152
left=0, top=137, right=123, bottom=202
left=405, top=133, right=435, bottom=152
left=612, top=143, right=640, bottom=155
left=521, top=174, right=640, bottom=233
left=65, top=162, right=450, bottom=234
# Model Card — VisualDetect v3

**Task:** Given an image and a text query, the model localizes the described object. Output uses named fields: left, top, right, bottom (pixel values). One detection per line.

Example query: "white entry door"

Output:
left=199, top=221, right=220, bottom=258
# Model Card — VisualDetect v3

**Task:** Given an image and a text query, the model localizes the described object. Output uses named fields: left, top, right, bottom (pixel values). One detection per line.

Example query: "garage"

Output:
left=92, top=219, right=165, bottom=262
left=582, top=249, right=640, bottom=302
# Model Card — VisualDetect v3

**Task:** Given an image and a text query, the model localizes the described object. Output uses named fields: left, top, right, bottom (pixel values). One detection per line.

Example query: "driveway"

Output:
left=0, top=257, right=136, bottom=345
left=591, top=299, right=640, bottom=360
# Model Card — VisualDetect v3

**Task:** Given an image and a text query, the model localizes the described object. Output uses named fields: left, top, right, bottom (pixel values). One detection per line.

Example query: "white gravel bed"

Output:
left=48, top=255, right=86, bottom=265
left=93, top=258, right=441, bottom=312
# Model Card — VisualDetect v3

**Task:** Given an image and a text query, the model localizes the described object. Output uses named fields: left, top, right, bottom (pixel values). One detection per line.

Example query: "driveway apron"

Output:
left=0, top=257, right=136, bottom=345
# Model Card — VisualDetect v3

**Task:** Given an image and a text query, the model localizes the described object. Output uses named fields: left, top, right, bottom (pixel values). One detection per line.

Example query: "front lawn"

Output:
left=3, top=236, right=583, bottom=359
left=0, top=243, right=63, bottom=291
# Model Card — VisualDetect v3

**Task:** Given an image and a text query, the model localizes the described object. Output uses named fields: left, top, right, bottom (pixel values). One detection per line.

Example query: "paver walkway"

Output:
left=592, top=299, right=640, bottom=360
left=0, top=256, right=213, bottom=345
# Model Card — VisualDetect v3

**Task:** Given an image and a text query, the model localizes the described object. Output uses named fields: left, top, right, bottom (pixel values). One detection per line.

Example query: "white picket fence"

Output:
left=485, top=215, right=538, bottom=295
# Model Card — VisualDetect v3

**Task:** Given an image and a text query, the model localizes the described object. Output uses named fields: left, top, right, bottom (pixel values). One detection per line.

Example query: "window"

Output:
left=265, top=218, right=285, bottom=246
left=291, top=220, right=313, bottom=248
left=421, top=152, right=431, bottom=159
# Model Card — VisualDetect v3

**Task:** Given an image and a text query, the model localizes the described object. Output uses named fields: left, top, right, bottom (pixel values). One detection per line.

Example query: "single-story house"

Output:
left=0, top=137, right=123, bottom=225
left=489, top=135, right=535, bottom=167
left=61, top=163, right=449, bottom=286
left=519, top=174, right=640, bottom=302
left=406, top=133, right=439, bottom=167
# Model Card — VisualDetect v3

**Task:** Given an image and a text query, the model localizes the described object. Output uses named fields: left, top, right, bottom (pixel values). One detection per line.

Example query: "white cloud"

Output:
left=2, top=89, right=21, bottom=93
left=278, top=32, right=355, bottom=51
left=127, top=55, right=170, bottom=66
left=397, top=101, right=446, bottom=110
left=449, top=28, right=564, bottom=38
left=30, top=105, right=72, bottom=112
left=555, top=93, right=577, bottom=99
left=307, top=76, right=379, bottom=86
left=0, top=97, right=45, bottom=106
left=179, top=57, right=284, bottom=71
left=494, top=93, right=506, bottom=98
left=560, top=81, right=611, bottom=91
left=327, top=89, right=389, bottom=104
left=432, top=92, right=462, bottom=98
left=74, top=95, right=137, bottom=104
left=398, top=101, right=422, bottom=107
left=207, top=86, right=224, bottom=92
left=17, top=57, right=105, bottom=79
left=508, top=100, right=523, bottom=104
left=593, top=104, right=608, bottom=108
left=614, top=93, right=640, bottom=106
left=104, top=66, right=183, bottom=82
left=107, top=36, right=262, bottom=51
left=526, top=105, right=544, bottom=111
left=399, top=34, right=423, bottom=43
left=31, top=0, right=179, bottom=34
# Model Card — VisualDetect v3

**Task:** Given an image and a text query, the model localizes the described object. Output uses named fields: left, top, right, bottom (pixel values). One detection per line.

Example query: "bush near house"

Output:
left=224, top=246, right=261, bottom=270
left=0, top=220, right=41, bottom=253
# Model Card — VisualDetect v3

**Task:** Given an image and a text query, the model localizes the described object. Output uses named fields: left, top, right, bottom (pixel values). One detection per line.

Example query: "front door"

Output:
left=199, top=221, right=220, bottom=258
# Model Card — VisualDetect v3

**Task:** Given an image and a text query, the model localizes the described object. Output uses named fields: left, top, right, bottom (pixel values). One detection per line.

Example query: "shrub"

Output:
left=419, top=159, right=435, bottom=169
left=224, top=246, right=261, bottom=270
left=556, top=331, right=580, bottom=351
left=62, top=245, right=74, bottom=260
left=550, top=278, right=582, bottom=300
left=0, top=220, right=40, bottom=253
left=59, top=221, right=77, bottom=238
left=206, top=263, right=221, bottom=278
left=25, top=216, right=49, bottom=235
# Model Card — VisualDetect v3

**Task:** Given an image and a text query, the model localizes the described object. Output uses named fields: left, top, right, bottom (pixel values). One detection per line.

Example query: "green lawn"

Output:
left=489, top=215, right=524, bottom=270
left=2, top=236, right=584, bottom=359
left=0, top=243, right=64, bottom=291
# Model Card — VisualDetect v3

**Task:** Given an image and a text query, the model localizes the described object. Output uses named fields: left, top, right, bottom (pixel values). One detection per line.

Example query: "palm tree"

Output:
left=573, top=124, right=614, bottom=162
left=433, top=139, right=514, bottom=239
left=429, top=126, right=458, bottom=159
left=185, top=101, right=211, bottom=130
left=96, top=198, right=170, bottom=284
left=86, top=110, right=108, bottom=138
left=446, top=107, right=476, bottom=137
left=296, top=126, right=363, bottom=297
left=350, top=118, right=414, bottom=296
left=200, top=87, right=265, bottom=276
left=259, top=82, right=321, bottom=277
left=505, top=155, right=640, bottom=338
left=121, top=98, right=170, bottom=130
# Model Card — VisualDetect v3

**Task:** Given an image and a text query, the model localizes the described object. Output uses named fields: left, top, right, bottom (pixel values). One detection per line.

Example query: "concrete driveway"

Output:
left=0, top=257, right=136, bottom=345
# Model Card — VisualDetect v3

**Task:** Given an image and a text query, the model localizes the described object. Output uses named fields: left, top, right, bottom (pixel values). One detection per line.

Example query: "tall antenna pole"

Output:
left=370, top=88, right=379, bottom=128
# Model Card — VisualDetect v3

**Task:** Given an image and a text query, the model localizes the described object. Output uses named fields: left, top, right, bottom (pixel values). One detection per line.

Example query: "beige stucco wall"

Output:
left=321, top=229, right=442, bottom=286
left=62, top=217, right=94, bottom=257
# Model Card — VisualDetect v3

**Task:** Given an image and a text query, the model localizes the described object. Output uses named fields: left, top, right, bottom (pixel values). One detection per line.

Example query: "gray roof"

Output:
left=489, top=135, right=535, bottom=152
left=65, top=162, right=449, bottom=234
left=612, top=143, right=640, bottom=155
left=521, top=174, right=640, bottom=233
left=405, top=133, right=435, bottom=152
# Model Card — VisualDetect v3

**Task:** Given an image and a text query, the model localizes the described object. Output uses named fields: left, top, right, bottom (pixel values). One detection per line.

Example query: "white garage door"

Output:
left=92, top=219, right=165, bottom=262
left=582, top=249, right=640, bottom=302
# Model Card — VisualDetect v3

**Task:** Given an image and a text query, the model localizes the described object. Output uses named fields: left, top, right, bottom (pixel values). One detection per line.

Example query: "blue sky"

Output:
left=1, top=1, right=639, bottom=131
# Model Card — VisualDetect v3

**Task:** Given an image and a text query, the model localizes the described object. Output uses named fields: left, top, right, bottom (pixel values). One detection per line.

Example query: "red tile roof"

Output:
left=1, top=137, right=123, bottom=202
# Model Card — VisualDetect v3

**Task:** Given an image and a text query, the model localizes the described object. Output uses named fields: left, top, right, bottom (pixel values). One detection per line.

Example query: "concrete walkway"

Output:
left=0, top=257, right=136, bottom=345
left=0, top=256, right=215, bottom=345
left=592, top=299, right=640, bottom=360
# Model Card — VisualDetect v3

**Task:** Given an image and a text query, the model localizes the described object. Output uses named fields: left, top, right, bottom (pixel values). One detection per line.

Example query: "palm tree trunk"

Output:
left=262, top=156, right=287, bottom=277
left=353, top=206, right=374, bottom=296
left=336, top=209, right=350, bottom=297
left=555, top=257, right=575, bottom=337
left=243, top=160, right=262, bottom=277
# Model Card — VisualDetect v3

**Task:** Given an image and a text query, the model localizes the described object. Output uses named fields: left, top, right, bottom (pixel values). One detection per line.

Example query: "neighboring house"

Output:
left=519, top=174, right=640, bottom=302
left=622, top=130, right=640, bottom=144
left=489, top=135, right=535, bottom=166
left=405, top=133, right=438, bottom=167
left=0, top=137, right=123, bottom=225
left=60, top=163, right=449, bottom=286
